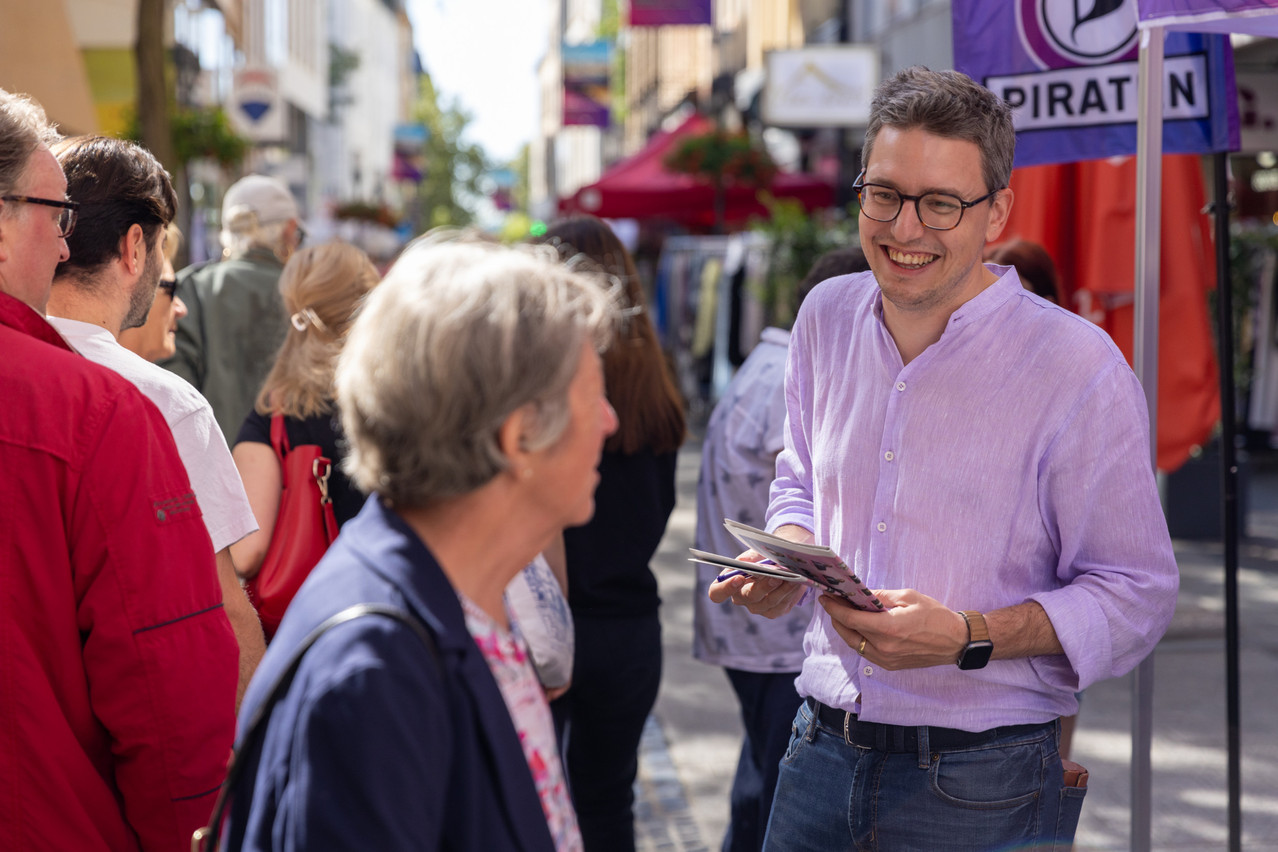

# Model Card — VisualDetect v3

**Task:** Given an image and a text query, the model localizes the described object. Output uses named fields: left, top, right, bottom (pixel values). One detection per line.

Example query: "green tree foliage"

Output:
left=751, top=197, right=856, bottom=328
left=410, top=72, right=487, bottom=229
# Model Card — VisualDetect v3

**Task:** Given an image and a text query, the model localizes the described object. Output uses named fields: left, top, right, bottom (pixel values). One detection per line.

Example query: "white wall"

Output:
left=324, top=0, right=403, bottom=204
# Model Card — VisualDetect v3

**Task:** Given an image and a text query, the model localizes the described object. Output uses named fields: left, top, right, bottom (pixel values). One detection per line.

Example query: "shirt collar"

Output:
left=944, top=264, right=1025, bottom=331
left=0, top=291, right=75, bottom=353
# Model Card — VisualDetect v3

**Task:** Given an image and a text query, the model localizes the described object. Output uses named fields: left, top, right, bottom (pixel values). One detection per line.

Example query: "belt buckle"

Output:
left=843, top=711, right=853, bottom=746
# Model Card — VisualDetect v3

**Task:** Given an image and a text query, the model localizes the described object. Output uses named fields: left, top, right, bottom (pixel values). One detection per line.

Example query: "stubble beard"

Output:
left=122, top=243, right=162, bottom=331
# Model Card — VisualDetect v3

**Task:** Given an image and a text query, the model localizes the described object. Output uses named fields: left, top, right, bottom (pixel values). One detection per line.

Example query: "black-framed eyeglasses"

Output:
left=852, top=172, right=1001, bottom=231
left=158, top=277, right=178, bottom=299
left=1, top=194, right=79, bottom=238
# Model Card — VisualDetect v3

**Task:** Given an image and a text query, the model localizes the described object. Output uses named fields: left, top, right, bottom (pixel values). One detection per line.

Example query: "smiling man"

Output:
left=710, top=67, right=1179, bottom=851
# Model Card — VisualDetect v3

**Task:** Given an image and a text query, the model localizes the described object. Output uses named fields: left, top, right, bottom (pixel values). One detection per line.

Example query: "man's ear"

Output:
left=985, top=187, right=1015, bottom=245
left=121, top=224, right=146, bottom=276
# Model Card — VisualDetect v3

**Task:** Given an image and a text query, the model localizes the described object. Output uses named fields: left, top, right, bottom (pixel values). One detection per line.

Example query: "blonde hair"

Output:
left=255, top=242, right=380, bottom=419
left=162, top=222, right=182, bottom=264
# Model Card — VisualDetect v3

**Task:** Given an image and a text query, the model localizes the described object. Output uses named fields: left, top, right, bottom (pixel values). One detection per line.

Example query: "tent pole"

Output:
left=1212, top=151, right=1243, bottom=852
left=1133, top=25, right=1165, bottom=852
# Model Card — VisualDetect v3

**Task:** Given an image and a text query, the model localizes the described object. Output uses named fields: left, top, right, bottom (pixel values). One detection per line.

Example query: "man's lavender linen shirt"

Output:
left=768, top=265, right=1178, bottom=732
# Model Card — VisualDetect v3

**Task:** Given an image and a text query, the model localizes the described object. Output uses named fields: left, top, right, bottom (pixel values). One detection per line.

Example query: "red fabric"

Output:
left=994, top=154, right=1220, bottom=473
left=246, top=413, right=339, bottom=638
left=0, top=292, right=237, bottom=850
left=559, top=114, right=834, bottom=227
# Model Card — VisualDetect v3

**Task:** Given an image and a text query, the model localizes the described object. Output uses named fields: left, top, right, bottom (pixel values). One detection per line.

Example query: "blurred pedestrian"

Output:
left=161, top=173, right=304, bottom=440
left=46, top=134, right=264, bottom=707
left=535, top=216, right=686, bottom=852
left=230, top=242, right=378, bottom=632
left=0, top=87, right=238, bottom=850
left=223, top=236, right=618, bottom=851
left=119, top=221, right=188, bottom=362
left=693, top=245, right=870, bottom=852
left=711, top=67, right=1178, bottom=851
left=985, top=238, right=1062, bottom=304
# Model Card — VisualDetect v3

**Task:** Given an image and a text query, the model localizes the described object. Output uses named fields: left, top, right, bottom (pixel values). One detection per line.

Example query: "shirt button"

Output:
left=896, top=381, right=906, bottom=391
left=884, top=451, right=894, bottom=461
left=863, top=666, right=874, bottom=676
left=877, top=522, right=887, bottom=532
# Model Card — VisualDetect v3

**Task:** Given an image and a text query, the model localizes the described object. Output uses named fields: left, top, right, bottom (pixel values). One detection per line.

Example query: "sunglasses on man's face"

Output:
left=158, top=278, right=178, bottom=299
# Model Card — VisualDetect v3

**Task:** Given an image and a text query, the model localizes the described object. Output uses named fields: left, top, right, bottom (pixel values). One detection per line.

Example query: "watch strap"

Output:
left=960, top=610, right=990, bottom=643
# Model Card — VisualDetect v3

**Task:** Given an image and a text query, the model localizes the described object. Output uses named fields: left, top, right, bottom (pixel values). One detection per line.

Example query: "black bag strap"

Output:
left=193, top=603, right=441, bottom=852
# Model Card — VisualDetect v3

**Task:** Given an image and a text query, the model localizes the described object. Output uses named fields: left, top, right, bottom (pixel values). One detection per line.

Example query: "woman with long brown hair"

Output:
left=230, top=242, right=379, bottom=583
left=534, top=216, right=686, bottom=851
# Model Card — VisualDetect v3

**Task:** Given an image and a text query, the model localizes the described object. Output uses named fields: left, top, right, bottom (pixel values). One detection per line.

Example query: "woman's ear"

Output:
left=497, top=404, right=534, bottom=478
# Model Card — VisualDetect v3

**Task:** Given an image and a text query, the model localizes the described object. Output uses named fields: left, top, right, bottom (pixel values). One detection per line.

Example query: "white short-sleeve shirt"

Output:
left=48, top=316, right=258, bottom=552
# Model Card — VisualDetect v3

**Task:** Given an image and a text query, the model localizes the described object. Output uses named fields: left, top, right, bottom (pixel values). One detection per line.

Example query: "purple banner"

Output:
left=563, top=41, right=612, bottom=128
left=1140, top=0, right=1278, bottom=35
left=952, top=0, right=1239, bottom=167
left=629, top=0, right=712, bottom=27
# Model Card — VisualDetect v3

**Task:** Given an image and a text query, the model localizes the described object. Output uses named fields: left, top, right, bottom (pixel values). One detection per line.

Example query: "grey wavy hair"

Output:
left=336, top=234, right=617, bottom=507
left=0, top=88, right=59, bottom=197
left=862, top=66, right=1015, bottom=194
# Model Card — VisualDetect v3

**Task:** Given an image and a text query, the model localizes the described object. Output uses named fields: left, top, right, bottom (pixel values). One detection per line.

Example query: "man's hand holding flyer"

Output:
left=691, top=519, right=884, bottom=612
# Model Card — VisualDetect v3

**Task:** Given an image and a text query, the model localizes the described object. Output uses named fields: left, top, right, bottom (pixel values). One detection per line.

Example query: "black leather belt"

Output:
left=808, top=698, right=1053, bottom=754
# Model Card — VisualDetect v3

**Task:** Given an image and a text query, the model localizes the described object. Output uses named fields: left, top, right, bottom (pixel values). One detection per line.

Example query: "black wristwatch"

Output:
left=956, top=611, right=994, bottom=670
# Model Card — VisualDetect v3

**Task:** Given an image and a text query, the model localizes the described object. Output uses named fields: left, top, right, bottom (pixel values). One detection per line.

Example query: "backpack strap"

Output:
left=192, top=603, right=440, bottom=851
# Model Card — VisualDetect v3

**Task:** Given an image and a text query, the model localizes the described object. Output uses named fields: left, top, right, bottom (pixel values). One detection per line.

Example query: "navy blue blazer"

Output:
left=224, top=497, right=556, bottom=851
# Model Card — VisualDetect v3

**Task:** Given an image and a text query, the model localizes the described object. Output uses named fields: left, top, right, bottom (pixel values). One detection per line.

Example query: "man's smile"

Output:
left=885, top=246, right=938, bottom=270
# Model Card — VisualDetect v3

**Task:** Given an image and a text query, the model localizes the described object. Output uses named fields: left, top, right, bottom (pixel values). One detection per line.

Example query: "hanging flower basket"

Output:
left=663, top=127, right=777, bottom=189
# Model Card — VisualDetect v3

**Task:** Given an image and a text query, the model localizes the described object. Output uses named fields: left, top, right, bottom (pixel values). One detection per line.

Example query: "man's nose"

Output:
left=891, top=200, right=928, bottom=240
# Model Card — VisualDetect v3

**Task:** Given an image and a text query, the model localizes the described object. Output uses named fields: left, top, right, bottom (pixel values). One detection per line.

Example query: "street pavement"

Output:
left=633, top=441, right=1278, bottom=851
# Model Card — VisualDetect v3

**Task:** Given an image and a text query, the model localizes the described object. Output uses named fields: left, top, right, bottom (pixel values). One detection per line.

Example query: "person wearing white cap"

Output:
left=160, top=173, right=304, bottom=441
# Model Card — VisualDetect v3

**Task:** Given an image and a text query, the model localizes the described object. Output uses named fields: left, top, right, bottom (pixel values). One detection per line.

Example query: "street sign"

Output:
left=229, top=65, right=285, bottom=143
left=761, top=46, right=879, bottom=128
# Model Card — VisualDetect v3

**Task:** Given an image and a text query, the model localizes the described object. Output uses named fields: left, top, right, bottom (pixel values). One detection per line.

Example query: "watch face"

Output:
left=958, top=640, right=994, bottom=670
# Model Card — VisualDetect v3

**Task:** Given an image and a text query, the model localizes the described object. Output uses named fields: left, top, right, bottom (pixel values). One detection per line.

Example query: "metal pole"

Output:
left=835, top=0, right=854, bottom=212
left=1132, top=26, right=1165, bottom=852
left=1212, top=151, right=1243, bottom=852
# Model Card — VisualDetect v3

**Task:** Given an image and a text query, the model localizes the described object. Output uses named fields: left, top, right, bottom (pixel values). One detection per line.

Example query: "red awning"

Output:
left=559, top=114, right=833, bottom=228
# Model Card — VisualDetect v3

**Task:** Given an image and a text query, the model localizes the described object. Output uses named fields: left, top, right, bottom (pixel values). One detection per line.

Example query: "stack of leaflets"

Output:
left=690, top=519, right=884, bottom=612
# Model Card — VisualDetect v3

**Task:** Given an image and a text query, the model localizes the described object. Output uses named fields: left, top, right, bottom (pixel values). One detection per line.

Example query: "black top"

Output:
left=563, top=448, right=678, bottom=618
left=236, top=407, right=365, bottom=528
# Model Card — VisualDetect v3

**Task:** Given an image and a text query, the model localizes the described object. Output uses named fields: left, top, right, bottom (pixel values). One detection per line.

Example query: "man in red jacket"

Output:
left=0, top=87, right=238, bottom=850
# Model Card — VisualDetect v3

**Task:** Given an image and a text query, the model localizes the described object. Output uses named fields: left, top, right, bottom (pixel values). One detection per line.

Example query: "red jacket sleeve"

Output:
left=70, top=384, right=238, bottom=851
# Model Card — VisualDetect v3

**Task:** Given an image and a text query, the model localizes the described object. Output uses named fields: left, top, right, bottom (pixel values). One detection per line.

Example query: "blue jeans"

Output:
left=762, top=699, right=1085, bottom=852
left=722, top=669, right=804, bottom=852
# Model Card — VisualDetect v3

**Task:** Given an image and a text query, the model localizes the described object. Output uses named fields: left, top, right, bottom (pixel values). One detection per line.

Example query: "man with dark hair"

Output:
left=0, top=92, right=238, bottom=850
left=694, top=245, right=869, bottom=852
left=47, top=135, right=265, bottom=707
left=712, top=67, right=1178, bottom=850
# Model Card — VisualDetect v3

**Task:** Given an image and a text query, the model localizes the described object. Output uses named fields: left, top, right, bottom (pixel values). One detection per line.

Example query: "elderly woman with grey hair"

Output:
left=218, top=238, right=618, bottom=852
